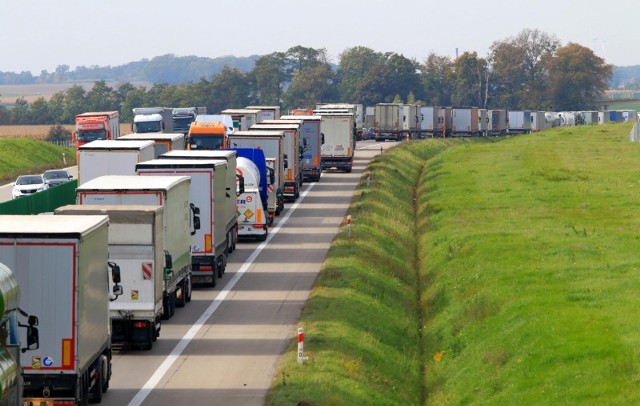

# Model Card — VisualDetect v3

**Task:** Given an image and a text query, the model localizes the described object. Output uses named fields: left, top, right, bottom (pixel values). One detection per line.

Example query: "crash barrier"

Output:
left=0, top=180, right=77, bottom=214
left=630, top=121, right=640, bottom=143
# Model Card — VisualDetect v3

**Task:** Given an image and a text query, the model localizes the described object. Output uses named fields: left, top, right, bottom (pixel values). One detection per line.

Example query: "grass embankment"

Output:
left=269, top=122, right=640, bottom=405
left=0, top=138, right=75, bottom=183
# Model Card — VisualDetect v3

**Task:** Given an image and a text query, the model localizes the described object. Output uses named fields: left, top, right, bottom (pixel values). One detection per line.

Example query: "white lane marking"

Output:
left=357, top=142, right=396, bottom=151
left=128, top=182, right=316, bottom=406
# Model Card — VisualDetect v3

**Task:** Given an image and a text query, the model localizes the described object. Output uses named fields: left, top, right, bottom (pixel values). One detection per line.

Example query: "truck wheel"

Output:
left=217, top=256, right=224, bottom=278
left=79, top=374, right=89, bottom=406
left=89, top=357, right=103, bottom=403
left=101, top=354, right=109, bottom=392
left=258, top=229, right=268, bottom=241
left=227, top=233, right=233, bottom=253
left=176, top=279, right=187, bottom=308
left=185, top=277, right=192, bottom=302
left=169, top=291, right=176, bottom=317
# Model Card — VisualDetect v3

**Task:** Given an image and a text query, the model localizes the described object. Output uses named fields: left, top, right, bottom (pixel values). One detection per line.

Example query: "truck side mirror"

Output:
left=112, top=285, right=123, bottom=296
left=109, top=262, right=121, bottom=284
left=236, top=174, right=245, bottom=195
left=190, top=203, right=200, bottom=234
left=283, top=154, right=289, bottom=169
left=268, top=167, right=275, bottom=185
left=165, top=251, right=173, bottom=269
left=26, top=326, right=39, bottom=351
left=321, top=133, right=325, bottom=145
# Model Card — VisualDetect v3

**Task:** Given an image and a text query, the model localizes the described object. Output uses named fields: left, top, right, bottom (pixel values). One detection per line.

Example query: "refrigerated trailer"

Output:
left=76, top=176, right=194, bottom=309
left=318, top=113, right=356, bottom=172
left=118, top=133, right=184, bottom=157
left=136, top=160, right=229, bottom=285
left=78, top=139, right=155, bottom=185
left=54, top=205, right=169, bottom=350
left=374, top=103, right=403, bottom=141
left=281, top=115, right=322, bottom=182
left=0, top=215, right=122, bottom=405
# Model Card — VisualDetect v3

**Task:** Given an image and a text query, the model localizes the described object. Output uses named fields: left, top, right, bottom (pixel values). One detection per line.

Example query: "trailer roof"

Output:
left=280, top=115, right=322, bottom=121
left=119, top=133, right=184, bottom=141
left=246, top=105, right=279, bottom=110
left=261, top=119, right=304, bottom=125
left=77, top=175, right=190, bottom=191
left=80, top=140, right=154, bottom=150
left=55, top=205, right=163, bottom=224
left=230, top=130, right=285, bottom=137
left=220, top=109, right=261, bottom=114
left=137, top=158, right=227, bottom=170
left=160, top=150, right=236, bottom=161
left=0, top=215, right=108, bottom=236
left=250, top=124, right=299, bottom=130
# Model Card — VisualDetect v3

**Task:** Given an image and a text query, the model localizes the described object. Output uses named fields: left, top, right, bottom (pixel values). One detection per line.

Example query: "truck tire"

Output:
left=89, top=357, right=104, bottom=403
left=176, top=278, right=187, bottom=308
left=101, top=354, right=109, bottom=392
left=185, top=277, right=192, bottom=302
left=78, top=374, right=89, bottom=406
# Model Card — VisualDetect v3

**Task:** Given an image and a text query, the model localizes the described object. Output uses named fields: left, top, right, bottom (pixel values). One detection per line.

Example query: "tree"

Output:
left=420, top=53, right=454, bottom=106
left=337, top=46, right=382, bottom=102
left=29, top=97, right=51, bottom=124
left=283, top=64, right=336, bottom=110
left=451, top=52, right=488, bottom=107
left=209, top=67, right=253, bottom=113
left=85, top=80, right=117, bottom=112
left=544, top=43, right=612, bottom=110
left=47, top=92, right=66, bottom=124
left=10, top=97, right=29, bottom=124
left=63, top=85, right=87, bottom=123
left=253, top=52, right=288, bottom=105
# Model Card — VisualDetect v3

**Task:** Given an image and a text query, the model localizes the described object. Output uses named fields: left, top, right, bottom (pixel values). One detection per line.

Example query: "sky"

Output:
left=2, top=0, right=639, bottom=74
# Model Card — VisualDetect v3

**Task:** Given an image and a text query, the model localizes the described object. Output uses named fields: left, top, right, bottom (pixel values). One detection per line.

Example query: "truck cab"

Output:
left=188, top=121, right=228, bottom=150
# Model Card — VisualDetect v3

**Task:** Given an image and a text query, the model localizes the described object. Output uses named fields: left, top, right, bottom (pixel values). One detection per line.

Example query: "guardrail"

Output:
left=46, top=139, right=74, bottom=148
left=630, top=121, right=640, bottom=143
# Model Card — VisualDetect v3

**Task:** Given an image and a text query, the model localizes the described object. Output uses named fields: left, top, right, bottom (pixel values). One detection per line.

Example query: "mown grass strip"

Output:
left=420, top=123, right=640, bottom=404
left=0, top=138, right=75, bottom=182
left=267, top=139, right=455, bottom=405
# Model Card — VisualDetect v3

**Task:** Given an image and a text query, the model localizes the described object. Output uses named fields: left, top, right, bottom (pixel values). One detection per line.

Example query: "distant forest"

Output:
left=1, top=53, right=637, bottom=89
left=0, top=54, right=260, bottom=85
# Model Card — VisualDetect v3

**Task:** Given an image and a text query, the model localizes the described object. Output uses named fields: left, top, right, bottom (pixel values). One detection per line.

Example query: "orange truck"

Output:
left=74, top=111, right=121, bottom=148
left=187, top=120, right=228, bottom=150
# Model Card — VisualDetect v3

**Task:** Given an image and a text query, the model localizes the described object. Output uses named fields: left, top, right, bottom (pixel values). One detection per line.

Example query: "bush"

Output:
left=47, top=125, right=72, bottom=141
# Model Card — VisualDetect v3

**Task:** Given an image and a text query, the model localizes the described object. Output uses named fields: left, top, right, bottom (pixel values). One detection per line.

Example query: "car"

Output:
left=12, top=175, right=48, bottom=199
left=42, top=169, right=73, bottom=187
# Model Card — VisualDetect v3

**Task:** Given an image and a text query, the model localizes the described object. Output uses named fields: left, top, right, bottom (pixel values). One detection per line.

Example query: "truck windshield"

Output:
left=173, top=117, right=193, bottom=131
left=77, top=129, right=106, bottom=142
left=135, top=121, right=162, bottom=133
left=189, top=135, right=224, bottom=150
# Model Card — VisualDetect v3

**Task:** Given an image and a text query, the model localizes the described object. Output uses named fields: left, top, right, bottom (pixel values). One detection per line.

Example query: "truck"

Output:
left=488, top=109, right=507, bottom=135
left=402, top=104, right=419, bottom=139
left=246, top=105, right=281, bottom=121
left=118, top=133, right=185, bottom=157
left=135, top=160, right=229, bottom=286
left=188, top=120, right=228, bottom=150
left=158, top=150, right=241, bottom=253
left=374, top=103, right=403, bottom=141
left=438, top=107, right=453, bottom=137
left=132, top=107, right=174, bottom=134
left=73, top=111, right=121, bottom=159
left=221, top=109, right=261, bottom=131
left=317, top=113, right=356, bottom=172
left=451, top=107, right=480, bottom=136
left=77, top=139, right=155, bottom=185
left=76, top=175, right=194, bottom=311
left=172, top=107, right=207, bottom=138
left=54, top=205, right=169, bottom=350
left=228, top=131, right=286, bottom=223
left=250, top=121, right=303, bottom=200
left=235, top=156, right=268, bottom=240
left=507, top=110, right=532, bottom=134
left=281, top=115, right=322, bottom=182
left=419, top=106, right=440, bottom=138
left=0, top=262, right=40, bottom=405
left=316, top=103, right=363, bottom=140
left=0, top=215, right=122, bottom=405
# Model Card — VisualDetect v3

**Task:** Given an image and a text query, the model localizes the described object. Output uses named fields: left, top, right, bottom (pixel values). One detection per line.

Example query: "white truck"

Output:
left=236, top=157, right=268, bottom=241
left=159, top=149, right=241, bottom=254
left=228, top=131, right=286, bottom=222
left=488, top=109, right=508, bottom=135
left=246, top=105, right=281, bottom=121
left=76, top=176, right=194, bottom=316
left=0, top=215, right=122, bottom=405
left=507, top=110, right=532, bottom=134
left=132, top=107, right=174, bottom=134
left=54, top=205, right=169, bottom=350
left=136, top=159, right=229, bottom=286
left=77, top=139, right=155, bottom=185
left=251, top=121, right=303, bottom=201
left=419, top=106, right=440, bottom=138
left=281, top=115, right=323, bottom=182
left=402, top=104, right=419, bottom=139
left=317, top=113, right=356, bottom=172
left=451, top=107, right=480, bottom=136
left=221, top=109, right=261, bottom=131
left=118, top=133, right=185, bottom=157
left=374, top=103, right=403, bottom=141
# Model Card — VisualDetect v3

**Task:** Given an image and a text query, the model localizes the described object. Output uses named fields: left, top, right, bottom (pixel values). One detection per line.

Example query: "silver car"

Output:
left=42, top=169, right=73, bottom=187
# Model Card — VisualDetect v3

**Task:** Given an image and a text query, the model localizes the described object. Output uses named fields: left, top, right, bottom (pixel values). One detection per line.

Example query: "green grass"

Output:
left=268, top=121, right=640, bottom=405
left=0, top=138, right=75, bottom=183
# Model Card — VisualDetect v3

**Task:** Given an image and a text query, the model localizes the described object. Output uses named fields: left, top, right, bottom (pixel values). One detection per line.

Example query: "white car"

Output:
left=12, top=175, right=48, bottom=199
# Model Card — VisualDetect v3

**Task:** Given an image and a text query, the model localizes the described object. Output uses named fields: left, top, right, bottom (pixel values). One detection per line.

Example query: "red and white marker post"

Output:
left=297, top=327, right=304, bottom=364
left=346, top=215, right=352, bottom=238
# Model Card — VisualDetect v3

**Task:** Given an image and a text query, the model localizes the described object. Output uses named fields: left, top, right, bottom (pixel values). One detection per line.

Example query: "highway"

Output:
left=1, top=139, right=398, bottom=405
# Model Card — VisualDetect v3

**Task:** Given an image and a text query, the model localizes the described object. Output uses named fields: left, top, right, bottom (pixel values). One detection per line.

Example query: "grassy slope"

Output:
left=422, top=123, right=640, bottom=404
left=269, top=122, right=640, bottom=405
left=0, top=138, right=75, bottom=182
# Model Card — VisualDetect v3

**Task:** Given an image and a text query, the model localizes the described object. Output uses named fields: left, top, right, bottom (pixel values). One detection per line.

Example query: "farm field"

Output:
left=0, top=81, right=150, bottom=104
left=269, top=122, right=640, bottom=405
left=0, top=124, right=132, bottom=139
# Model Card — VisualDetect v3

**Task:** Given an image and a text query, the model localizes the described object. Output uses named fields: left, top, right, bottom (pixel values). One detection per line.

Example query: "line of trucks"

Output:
left=369, top=103, right=638, bottom=140
left=0, top=102, right=362, bottom=405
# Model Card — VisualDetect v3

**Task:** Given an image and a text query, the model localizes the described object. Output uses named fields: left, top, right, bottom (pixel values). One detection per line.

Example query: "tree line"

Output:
left=0, top=29, right=612, bottom=126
